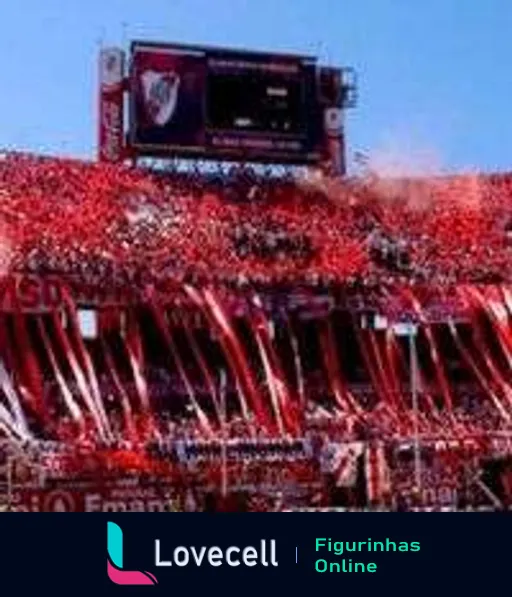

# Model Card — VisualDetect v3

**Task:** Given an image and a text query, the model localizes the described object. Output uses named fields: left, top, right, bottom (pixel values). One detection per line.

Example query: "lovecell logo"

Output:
left=107, top=522, right=158, bottom=586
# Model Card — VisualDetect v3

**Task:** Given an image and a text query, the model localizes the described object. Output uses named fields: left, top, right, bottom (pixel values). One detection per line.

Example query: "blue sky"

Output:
left=0, top=0, right=511, bottom=172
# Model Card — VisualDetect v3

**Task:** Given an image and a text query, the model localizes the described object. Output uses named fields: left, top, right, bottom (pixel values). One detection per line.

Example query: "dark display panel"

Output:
left=207, top=70, right=305, bottom=136
left=129, top=42, right=323, bottom=164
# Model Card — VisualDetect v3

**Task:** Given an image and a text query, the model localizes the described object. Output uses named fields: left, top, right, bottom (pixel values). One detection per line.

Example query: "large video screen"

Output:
left=207, top=67, right=304, bottom=135
left=129, top=42, right=323, bottom=164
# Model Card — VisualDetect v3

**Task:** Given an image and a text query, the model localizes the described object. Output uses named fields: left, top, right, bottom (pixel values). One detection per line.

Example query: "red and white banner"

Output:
left=365, top=442, right=391, bottom=503
left=323, top=108, right=344, bottom=175
left=321, top=441, right=364, bottom=487
left=14, top=485, right=177, bottom=512
left=0, top=274, right=63, bottom=312
left=98, top=48, right=125, bottom=163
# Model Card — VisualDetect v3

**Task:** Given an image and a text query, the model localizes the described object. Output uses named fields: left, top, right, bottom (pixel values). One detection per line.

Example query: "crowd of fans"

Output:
left=1, top=152, right=512, bottom=510
left=36, top=375, right=512, bottom=448
left=1, top=152, right=512, bottom=290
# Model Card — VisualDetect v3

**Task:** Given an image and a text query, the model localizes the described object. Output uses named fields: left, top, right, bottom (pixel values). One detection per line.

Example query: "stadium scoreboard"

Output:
left=99, top=41, right=356, bottom=171
left=129, top=42, right=325, bottom=164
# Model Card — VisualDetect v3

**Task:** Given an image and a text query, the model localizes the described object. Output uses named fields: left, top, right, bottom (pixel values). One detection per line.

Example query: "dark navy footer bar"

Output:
left=2, top=513, right=509, bottom=596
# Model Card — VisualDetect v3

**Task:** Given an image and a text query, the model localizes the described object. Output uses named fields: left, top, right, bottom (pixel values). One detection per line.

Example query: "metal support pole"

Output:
left=6, top=451, right=12, bottom=512
left=220, top=370, right=228, bottom=498
left=409, top=331, right=422, bottom=492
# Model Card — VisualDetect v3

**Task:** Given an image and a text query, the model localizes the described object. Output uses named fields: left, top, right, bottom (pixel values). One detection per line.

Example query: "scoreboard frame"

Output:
left=98, top=41, right=355, bottom=173
left=127, top=41, right=325, bottom=165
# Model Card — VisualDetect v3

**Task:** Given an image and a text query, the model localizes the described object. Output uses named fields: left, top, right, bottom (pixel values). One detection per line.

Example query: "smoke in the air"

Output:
left=296, top=127, right=486, bottom=212
left=360, top=130, right=484, bottom=211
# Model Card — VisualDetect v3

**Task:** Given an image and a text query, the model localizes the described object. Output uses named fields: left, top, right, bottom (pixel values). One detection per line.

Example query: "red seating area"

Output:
left=1, top=153, right=511, bottom=289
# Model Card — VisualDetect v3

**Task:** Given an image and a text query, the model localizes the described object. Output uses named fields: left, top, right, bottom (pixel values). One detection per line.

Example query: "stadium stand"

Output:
left=1, top=153, right=511, bottom=289
left=1, top=153, right=512, bottom=511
